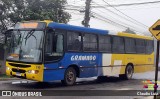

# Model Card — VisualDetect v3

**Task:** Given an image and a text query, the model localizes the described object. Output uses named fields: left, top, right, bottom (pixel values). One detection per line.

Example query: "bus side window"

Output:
left=125, top=38, right=136, bottom=53
left=146, top=40, right=154, bottom=54
left=45, top=30, right=54, bottom=54
left=67, top=31, right=82, bottom=51
left=112, top=36, right=125, bottom=53
left=55, top=34, right=64, bottom=53
left=83, top=34, right=97, bottom=51
left=99, top=35, right=111, bottom=52
left=136, top=39, right=145, bottom=54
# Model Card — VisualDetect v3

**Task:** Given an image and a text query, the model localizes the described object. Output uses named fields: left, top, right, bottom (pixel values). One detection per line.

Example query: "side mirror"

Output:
left=0, top=33, right=5, bottom=44
left=1, top=29, right=13, bottom=45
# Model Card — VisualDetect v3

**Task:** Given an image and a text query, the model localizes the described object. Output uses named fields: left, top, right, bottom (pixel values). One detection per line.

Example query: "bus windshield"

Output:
left=7, top=30, right=44, bottom=63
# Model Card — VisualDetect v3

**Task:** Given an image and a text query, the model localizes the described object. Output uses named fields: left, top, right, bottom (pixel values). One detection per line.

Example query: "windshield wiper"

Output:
left=25, top=29, right=35, bottom=39
left=24, top=29, right=37, bottom=45
left=17, top=29, right=22, bottom=44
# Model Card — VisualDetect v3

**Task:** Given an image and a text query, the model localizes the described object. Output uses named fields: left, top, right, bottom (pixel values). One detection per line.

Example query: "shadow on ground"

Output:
left=4, top=77, right=138, bottom=90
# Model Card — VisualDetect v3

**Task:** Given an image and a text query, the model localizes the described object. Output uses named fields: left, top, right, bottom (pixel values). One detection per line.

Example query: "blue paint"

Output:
left=43, top=22, right=108, bottom=82
left=97, top=53, right=103, bottom=76
left=48, top=22, right=108, bottom=35
left=43, top=69, right=65, bottom=82
left=43, top=53, right=103, bottom=82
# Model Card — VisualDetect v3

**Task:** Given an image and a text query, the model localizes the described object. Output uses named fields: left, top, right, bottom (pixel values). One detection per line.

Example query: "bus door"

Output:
left=44, top=29, right=65, bottom=81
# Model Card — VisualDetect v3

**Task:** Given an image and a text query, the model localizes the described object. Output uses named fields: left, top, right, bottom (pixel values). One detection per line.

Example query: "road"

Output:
left=0, top=71, right=159, bottom=99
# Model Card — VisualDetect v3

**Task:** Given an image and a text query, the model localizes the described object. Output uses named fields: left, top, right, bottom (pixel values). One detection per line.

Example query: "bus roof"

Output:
left=48, top=22, right=109, bottom=35
left=118, top=32, right=153, bottom=40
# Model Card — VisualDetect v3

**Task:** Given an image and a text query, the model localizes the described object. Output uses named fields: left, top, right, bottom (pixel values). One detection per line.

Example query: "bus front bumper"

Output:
left=6, top=62, right=44, bottom=82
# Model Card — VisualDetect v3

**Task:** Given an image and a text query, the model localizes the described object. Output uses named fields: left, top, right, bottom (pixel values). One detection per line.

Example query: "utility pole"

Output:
left=82, top=0, right=92, bottom=27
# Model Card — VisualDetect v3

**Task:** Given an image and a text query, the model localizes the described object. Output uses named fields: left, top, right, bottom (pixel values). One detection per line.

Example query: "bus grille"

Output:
left=12, top=68, right=26, bottom=73
left=9, top=63, right=31, bottom=68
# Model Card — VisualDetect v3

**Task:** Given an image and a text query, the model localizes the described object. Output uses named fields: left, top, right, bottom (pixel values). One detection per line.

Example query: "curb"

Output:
left=0, top=77, right=20, bottom=81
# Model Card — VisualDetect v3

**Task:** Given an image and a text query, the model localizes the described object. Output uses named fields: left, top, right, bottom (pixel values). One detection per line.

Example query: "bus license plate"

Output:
left=16, top=72, right=21, bottom=76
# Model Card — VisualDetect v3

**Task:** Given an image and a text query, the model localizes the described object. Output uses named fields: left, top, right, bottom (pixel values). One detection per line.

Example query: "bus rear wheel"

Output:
left=119, top=65, right=134, bottom=80
left=61, top=67, right=76, bottom=86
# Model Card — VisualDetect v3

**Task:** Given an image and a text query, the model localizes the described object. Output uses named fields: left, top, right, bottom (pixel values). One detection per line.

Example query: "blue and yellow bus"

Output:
left=5, top=20, right=154, bottom=85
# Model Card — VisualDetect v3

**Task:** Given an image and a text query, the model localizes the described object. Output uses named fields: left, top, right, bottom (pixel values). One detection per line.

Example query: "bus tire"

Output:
left=119, top=64, right=134, bottom=80
left=61, top=67, right=77, bottom=86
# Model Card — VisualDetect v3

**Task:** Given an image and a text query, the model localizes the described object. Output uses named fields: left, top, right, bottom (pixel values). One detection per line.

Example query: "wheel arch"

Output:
left=67, top=64, right=80, bottom=77
left=126, top=63, right=134, bottom=72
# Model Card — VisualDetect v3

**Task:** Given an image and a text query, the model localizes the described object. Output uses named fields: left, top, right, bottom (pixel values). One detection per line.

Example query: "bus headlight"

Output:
left=28, top=70, right=39, bottom=74
left=6, top=67, right=11, bottom=71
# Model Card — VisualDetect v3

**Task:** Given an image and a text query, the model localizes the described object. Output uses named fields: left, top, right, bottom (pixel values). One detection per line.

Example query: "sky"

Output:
left=66, top=0, right=160, bottom=36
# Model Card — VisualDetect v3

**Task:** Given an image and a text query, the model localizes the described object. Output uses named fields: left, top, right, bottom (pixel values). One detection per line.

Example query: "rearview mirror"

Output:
left=3, top=29, right=13, bottom=44
left=0, top=33, right=5, bottom=44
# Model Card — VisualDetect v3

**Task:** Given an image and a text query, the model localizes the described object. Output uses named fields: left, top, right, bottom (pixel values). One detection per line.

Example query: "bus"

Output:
left=5, top=20, right=154, bottom=85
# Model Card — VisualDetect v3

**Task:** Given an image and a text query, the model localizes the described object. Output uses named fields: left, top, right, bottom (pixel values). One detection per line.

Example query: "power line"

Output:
left=66, top=0, right=149, bottom=34
left=91, top=11, right=142, bottom=33
left=92, top=13, right=146, bottom=35
left=92, top=1, right=147, bottom=30
left=103, top=0, right=160, bottom=7
left=92, top=12, right=127, bottom=28
left=117, top=6, right=160, bottom=10
left=92, top=9, right=143, bottom=32
left=66, top=0, right=160, bottom=8
left=70, top=18, right=83, bottom=21
left=65, top=8, right=81, bottom=11
left=101, top=0, right=148, bottom=28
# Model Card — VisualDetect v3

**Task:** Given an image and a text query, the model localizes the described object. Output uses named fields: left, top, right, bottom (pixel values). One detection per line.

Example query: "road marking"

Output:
left=11, top=80, right=34, bottom=84
left=116, top=88, right=133, bottom=90
left=12, top=81, right=21, bottom=84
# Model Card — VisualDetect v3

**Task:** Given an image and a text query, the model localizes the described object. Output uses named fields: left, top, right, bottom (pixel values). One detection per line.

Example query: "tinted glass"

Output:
left=146, top=40, right=154, bottom=54
left=136, top=39, right=145, bottom=54
left=99, top=35, right=111, bottom=52
left=112, top=36, right=125, bottom=53
left=125, top=38, right=136, bottom=53
left=83, top=34, right=97, bottom=51
left=67, top=32, right=82, bottom=51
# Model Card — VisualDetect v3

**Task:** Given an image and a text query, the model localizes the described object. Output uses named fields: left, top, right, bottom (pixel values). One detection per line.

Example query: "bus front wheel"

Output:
left=119, top=64, right=134, bottom=80
left=61, top=67, right=77, bottom=86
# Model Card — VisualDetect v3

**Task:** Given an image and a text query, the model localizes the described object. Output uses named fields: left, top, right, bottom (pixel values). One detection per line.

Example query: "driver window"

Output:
left=56, top=35, right=63, bottom=53
left=45, top=29, right=64, bottom=62
left=45, top=29, right=54, bottom=53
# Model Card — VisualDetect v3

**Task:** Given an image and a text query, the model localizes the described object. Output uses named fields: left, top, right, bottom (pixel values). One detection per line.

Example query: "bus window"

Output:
left=67, top=31, right=82, bottom=51
left=136, top=39, right=145, bottom=54
left=112, top=36, right=125, bottom=53
left=45, top=30, right=64, bottom=62
left=56, top=35, right=64, bottom=53
left=83, top=34, right=97, bottom=51
left=146, top=40, right=154, bottom=54
left=99, top=35, right=111, bottom=52
left=125, top=38, right=136, bottom=53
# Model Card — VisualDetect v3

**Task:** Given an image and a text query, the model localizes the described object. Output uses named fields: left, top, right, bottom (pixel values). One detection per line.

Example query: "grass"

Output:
left=0, top=74, right=13, bottom=79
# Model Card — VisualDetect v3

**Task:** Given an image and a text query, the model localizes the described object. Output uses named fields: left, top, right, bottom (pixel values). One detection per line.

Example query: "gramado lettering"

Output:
left=71, top=55, right=96, bottom=61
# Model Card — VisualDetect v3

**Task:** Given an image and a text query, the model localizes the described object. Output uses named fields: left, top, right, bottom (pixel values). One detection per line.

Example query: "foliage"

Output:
left=0, top=0, right=71, bottom=33
left=123, top=28, right=136, bottom=34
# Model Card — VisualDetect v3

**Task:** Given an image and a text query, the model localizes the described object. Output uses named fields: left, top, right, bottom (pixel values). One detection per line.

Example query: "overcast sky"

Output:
left=66, top=0, right=160, bottom=36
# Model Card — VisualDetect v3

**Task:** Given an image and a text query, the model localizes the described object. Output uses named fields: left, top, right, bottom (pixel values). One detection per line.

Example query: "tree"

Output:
left=0, top=0, right=71, bottom=33
left=123, top=28, right=136, bottom=34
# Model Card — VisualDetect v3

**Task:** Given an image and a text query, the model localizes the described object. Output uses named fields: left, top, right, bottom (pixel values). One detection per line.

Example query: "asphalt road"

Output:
left=0, top=71, right=159, bottom=99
